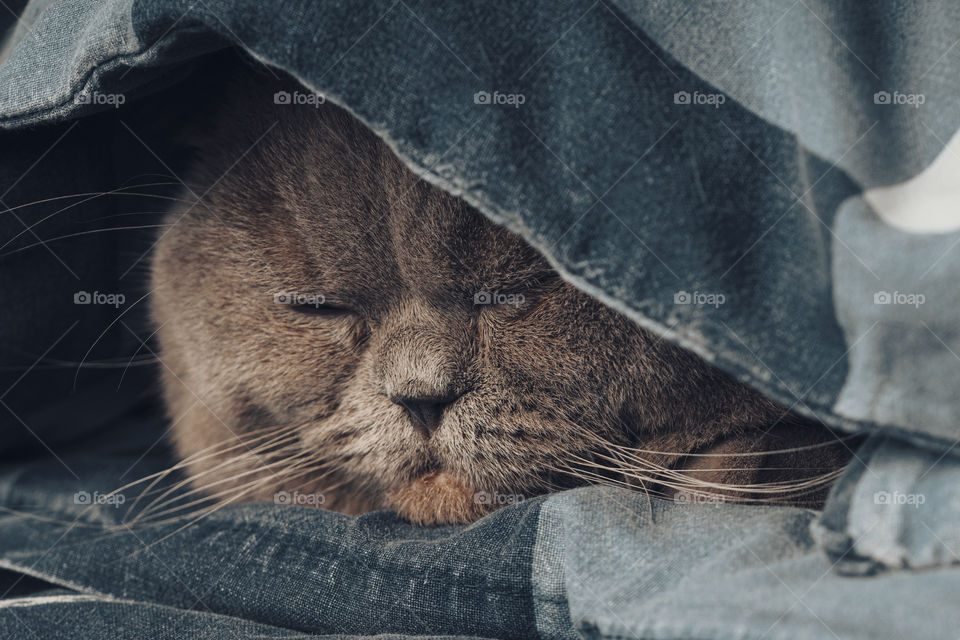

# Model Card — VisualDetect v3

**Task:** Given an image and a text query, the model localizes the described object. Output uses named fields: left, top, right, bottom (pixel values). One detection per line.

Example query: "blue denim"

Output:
left=0, top=451, right=543, bottom=639
left=1, top=450, right=958, bottom=639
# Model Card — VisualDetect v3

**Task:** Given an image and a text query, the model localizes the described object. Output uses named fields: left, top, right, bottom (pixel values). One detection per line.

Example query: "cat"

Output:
left=149, top=68, right=851, bottom=526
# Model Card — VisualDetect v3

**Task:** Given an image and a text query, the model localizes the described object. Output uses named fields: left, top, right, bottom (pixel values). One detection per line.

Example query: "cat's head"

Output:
left=150, top=72, right=842, bottom=524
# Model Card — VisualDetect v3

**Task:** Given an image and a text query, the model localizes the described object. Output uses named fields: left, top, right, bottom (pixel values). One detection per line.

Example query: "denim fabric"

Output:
left=0, top=450, right=542, bottom=638
left=831, top=197, right=960, bottom=444
left=537, top=487, right=960, bottom=640
left=612, top=0, right=960, bottom=187
left=1, top=596, right=421, bottom=640
left=0, top=1, right=959, bottom=637
left=814, top=433, right=960, bottom=573
left=1, top=454, right=957, bottom=639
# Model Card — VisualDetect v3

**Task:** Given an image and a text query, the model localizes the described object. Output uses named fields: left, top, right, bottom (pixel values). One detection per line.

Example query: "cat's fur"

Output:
left=151, top=70, right=850, bottom=525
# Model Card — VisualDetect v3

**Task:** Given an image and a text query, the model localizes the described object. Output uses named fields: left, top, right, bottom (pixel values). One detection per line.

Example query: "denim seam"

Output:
left=0, top=24, right=215, bottom=126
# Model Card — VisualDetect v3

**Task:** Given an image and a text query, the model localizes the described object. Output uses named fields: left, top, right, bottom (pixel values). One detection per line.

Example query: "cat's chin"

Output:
left=384, top=471, right=490, bottom=526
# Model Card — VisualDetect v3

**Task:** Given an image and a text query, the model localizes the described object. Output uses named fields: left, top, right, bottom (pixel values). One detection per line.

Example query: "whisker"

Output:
left=0, top=182, right=189, bottom=249
left=552, top=442, right=843, bottom=505
left=129, top=456, right=312, bottom=524
left=121, top=417, right=339, bottom=523
left=579, top=427, right=858, bottom=459
left=82, top=210, right=168, bottom=224
left=101, top=423, right=306, bottom=509
left=0, top=356, right=159, bottom=371
left=118, top=320, right=167, bottom=389
left=128, top=462, right=345, bottom=543
left=73, top=287, right=157, bottom=390
left=1, top=224, right=170, bottom=256
left=128, top=441, right=310, bottom=523
left=128, top=433, right=304, bottom=514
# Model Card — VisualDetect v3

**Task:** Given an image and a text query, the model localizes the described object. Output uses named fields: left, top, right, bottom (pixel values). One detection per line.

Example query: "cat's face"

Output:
left=150, top=74, right=824, bottom=524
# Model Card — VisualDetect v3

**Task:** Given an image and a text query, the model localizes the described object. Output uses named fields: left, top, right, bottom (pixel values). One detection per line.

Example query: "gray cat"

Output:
left=151, top=70, right=849, bottom=525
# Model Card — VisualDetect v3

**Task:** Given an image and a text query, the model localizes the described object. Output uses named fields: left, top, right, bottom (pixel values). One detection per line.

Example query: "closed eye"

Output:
left=288, top=302, right=354, bottom=316
left=272, top=293, right=355, bottom=317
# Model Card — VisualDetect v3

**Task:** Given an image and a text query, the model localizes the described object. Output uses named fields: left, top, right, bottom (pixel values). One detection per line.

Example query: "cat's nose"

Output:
left=390, top=394, right=456, bottom=438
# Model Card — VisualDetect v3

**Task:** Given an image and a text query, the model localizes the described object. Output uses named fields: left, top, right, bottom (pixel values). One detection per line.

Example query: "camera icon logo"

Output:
left=673, top=91, right=691, bottom=105
left=73, top=490, right=91, bottom=505
left=274, top=491, right=292, bottom=505
left=474, top=291, right=492, bottom=305
left=74, top=291, right=92, bottom=304
left=674, top=291, right=691, bottom=304
left=873, top=291, right=891, bottom=304
left=474, top=91, right=491, bottom=105
left=273, top=91, right=291, bottom=105
left=473, top=491, right=491, bottom=505
left=273, top=292, right=292, bottom=304
left=873, top=91, right=891, bottom=105
left=874, top=490, right=891, bottom=504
